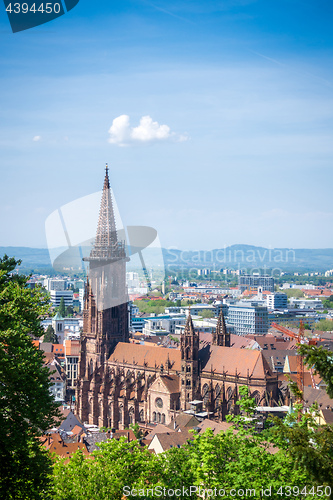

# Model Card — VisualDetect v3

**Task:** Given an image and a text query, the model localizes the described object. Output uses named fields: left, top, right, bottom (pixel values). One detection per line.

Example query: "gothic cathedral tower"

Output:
left=76, top=165, right=129, bottom=423
left=180, top=311, right=200, bottom=410
left=212, top=310, right=230, bottom=347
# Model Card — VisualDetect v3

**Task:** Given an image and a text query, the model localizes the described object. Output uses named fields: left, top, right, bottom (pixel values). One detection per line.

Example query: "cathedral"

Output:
left=75, top=167, right=279, bottom=429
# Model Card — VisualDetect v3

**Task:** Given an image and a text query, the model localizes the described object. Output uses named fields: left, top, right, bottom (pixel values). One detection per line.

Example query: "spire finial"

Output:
left=103, top=163, right=110, bottom=190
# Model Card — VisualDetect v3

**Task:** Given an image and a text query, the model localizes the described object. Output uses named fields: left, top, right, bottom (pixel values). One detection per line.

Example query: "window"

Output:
left=155, top=397, right=163, bottom=409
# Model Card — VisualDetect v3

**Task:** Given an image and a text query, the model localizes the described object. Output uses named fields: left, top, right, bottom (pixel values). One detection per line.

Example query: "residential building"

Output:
left=47, top=357, right=66, bottom=402
left=64, top=339, right=80, bottom=395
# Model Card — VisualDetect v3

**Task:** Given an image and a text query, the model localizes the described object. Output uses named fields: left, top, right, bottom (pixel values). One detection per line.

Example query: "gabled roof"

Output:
left=303, top=387, right=333, bottom=409
left=199, top=345, right=274, bottom=379
left=59, top=411, right=86, bottom=433
left=149, top=374, right=180, bottom=394
left=167, top=413, right=200, bottom=430
left=109, top=343, right=181, bottom=371
left=320, top=409, right=333, bottom=425
left=197, top=419, right=233, bottom=435
left=148, top=429, right=192, bottom=453
left=53, top=312, right=64, bottom=320
left=110, top=341, right=274, bottom=380
left=42, top=433, right=88, bottom=458
left=198, top=332, right=258, bottom=350
left=145, top=424, right=174, bottom=441
left=262, top=350, right=294, bottom=372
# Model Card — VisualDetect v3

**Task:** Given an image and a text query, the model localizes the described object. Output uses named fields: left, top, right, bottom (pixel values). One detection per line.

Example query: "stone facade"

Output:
left=76, top=167, right=280, bottom=428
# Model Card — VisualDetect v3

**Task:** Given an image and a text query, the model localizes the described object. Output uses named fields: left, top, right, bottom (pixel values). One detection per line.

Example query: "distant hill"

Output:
left=0, top=247, right=52, bottom=271
left=1, top=245, right=333, bottom=274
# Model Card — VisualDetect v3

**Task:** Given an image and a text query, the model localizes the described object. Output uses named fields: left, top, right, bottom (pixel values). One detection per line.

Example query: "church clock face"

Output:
left=155, top=397, right=163, bottom=408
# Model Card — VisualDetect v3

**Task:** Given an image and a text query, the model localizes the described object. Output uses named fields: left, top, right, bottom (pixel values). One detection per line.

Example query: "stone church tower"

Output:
left=180, top=311, right=200, bottom=410
left=74, top=167, right=280, bottom=427
left=76, top=165, right=129, bottom=423
left=212, top=309, right=230, bottom=347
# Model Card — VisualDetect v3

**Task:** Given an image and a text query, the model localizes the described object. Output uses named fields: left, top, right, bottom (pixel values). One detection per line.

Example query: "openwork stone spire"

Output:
left=184, top=310, right=196, bottom=337
left=213, top=309, right=230, bottom=347
left=89, top=164, right=125, bottom=261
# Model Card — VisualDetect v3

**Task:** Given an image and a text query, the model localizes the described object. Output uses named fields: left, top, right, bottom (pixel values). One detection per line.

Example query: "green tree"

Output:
left=58, top=296, right=66, bottom=317
left=52, top=437, right=161, bottom=500
left=282, top=288, right=305, bottom=299
left=199, top=310, right=214, bottom=319
left=44, top=325, right=58, bottom=344
left=0, top=255, right=61, bottom=499
left=65, top=305, right=73, bottom=317
left=314, top=319, right=333, bottom=332
left=299, top=344, right=333, bottom=398
left=129, top=423, right=143, bottom=439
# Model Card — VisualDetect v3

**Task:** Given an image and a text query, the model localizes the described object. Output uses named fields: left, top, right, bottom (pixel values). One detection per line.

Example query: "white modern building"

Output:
left=289, top=298, right=324, bottom=310
left=266, top=293, right=288, bottom=310
left=227, top=302, right=269, bottom=336
left=142, top=314, right=187, bottom=336
left=79, top=288, right=85, bottom=312
left=50, top=290, right=73, bottom=308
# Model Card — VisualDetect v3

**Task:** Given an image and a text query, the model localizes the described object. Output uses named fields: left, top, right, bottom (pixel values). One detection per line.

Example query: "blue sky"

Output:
left=1, top=0, right=333, bottom=251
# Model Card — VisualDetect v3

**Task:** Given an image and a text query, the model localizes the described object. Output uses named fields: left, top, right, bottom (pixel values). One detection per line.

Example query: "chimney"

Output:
left=127, top=431, right=130, bottom=442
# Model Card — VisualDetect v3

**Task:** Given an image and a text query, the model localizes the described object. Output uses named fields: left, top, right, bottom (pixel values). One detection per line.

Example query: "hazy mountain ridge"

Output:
left=1, top=245, right=333, bottom=273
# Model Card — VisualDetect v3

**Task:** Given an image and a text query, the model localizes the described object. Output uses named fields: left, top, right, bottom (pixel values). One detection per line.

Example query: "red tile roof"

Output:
left=109, top=343, right=181, bottom=371
left=200, top=345, right=274, bottom=379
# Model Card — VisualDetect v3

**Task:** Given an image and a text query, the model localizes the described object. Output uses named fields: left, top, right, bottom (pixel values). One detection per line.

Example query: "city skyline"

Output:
left=1, top=1, right=333, bottom=251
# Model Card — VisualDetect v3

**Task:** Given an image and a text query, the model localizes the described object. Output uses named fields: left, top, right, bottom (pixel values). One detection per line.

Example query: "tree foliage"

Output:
left=199, top=310, right=214, bottom=319
left=51, top=385, right=333, bottom=500
left=299, top=344, right=333, bottom=398
left=44, top=325, right=58, bottom=344
left=134, top=299, right=175, bottom=315
left=314, top=319, right=333, bottom=332
left=58, top=296, right=66, bottom=317
left=0, top=255, right=61, bottom=499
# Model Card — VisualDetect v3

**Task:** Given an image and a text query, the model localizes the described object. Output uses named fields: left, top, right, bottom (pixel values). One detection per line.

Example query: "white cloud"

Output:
left=33, top=135, right=41, bottom=142
left=108, top=114, right=188, bottom=146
